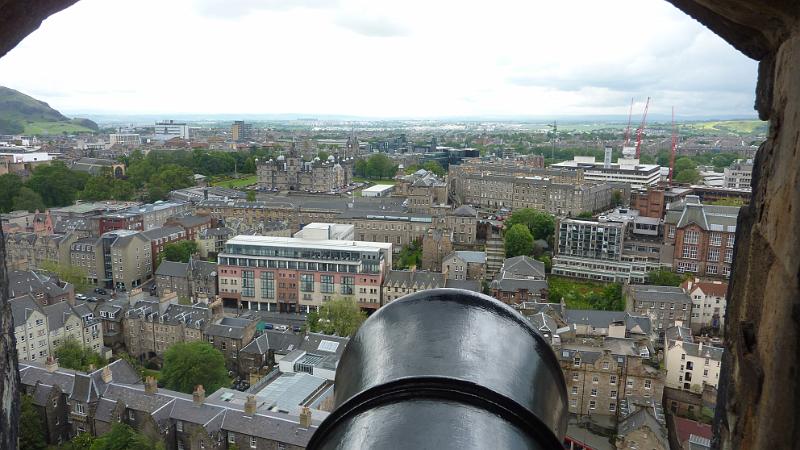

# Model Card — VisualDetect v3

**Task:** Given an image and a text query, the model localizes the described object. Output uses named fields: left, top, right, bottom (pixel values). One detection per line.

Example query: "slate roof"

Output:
left=155, top=260, right=189, bottom=278
left=675, top=341, right=724, bottom=361
left=221, top=409, right=317, bottom=447
left=665, top=195, right=739, bottom=232
left=168, top=215, right=211, bottom=228
left=71, top=373, right=100, bottom=403
left=452, top=205, right=478, bottom=217
left=665, top=326, right=694, bottom=343
left=242, top=330, right=302, bottom=356
left=447, top=250, right=486, bottom=264
left=189, top=258, right=217, bottom=278
left=142, top=226, right=185, bottom=241
left=170, top=398, right=226, bottom=426
left=8, top=269, right=70, bottom=299
left=93, top=397, right=119, bottom=423
left=31, top=382, right=54, bottom=406
left=42, top=301, right=75, bottom=332
left=300, top=332, right=350, bottom=357
left=499, top=256, right=546, bottom=279
left=528, top=312, right=558, bottom=335
left=564, top=309, right=652, bottom=336
left=629, top=285, right=692, bottom=305
left=444, top=279, right=482, bottom=292
left=205, top=317, right=254, bottom=340
left=617, top=407, right=668, bottom=449
left=384, top=270, right=445, bottom=288
left=490, top=277, right=548, bottom=293
left=10, top=294, right=42, bottom=325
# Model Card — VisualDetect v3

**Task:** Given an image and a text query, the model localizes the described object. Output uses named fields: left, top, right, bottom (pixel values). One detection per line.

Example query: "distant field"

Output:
left=684, top=120, right=767, bottom=135
left=23, top=121, right=93, bottom=135
left=211, top=175, right=258, bottom=188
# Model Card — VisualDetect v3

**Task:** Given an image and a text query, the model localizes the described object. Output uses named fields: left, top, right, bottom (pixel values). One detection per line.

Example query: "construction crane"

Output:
left=623, top=97, right=634, bottom=147
left=634, top=96, right=650, bottom=159
left=669, top=106, right=677, bottom=184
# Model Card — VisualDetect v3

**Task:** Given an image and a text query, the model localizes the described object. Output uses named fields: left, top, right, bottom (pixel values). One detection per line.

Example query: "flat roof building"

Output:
left=551, top=156, right=662, bottom=189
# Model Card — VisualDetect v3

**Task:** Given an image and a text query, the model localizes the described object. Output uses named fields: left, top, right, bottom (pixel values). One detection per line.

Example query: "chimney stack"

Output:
left=102, top=365, right=113, bottom=383
left=145, top=376, right=158, bottom=395
left=45, top=356, right=58, bottom=373
left=244, top=395, right=257, bottom=415
left=88, top=363, right=96, bottom=372
left=193, top=385, right=205, bottom=405
left=299, top=406, right=312, bottom=429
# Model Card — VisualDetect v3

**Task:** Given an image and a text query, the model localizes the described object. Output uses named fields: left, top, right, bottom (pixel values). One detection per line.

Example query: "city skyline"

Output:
left=0, top=0, right=758, bottom=118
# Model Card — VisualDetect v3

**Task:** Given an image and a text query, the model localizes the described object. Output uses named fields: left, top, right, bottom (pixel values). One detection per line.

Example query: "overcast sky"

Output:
left=0, top=0, right=758, bottom=119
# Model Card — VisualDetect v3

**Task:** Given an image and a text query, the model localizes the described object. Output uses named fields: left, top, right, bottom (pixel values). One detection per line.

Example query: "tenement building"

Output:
left=628, top=285, right=693, bottom=335
left=217, top=235, right=392, bottom=313
left=663, top=196, right=738, bottom=278
left=449, top=163, right=619, bottom=215
left=257, top=145, right=353, bottom=192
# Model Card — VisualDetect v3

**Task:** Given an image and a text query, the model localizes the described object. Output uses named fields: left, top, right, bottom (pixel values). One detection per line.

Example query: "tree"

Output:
left=62, top=433, right=96, bottom=450
left=674, top=168, right=701, bottom=184
left=54, top=337, right=107, bottom=372
left=246, top=190, right=257, bottom=202
left=576, top=211, right=594, bottom=219
left=612, top=190, right=624, bottom=207
left=11, top=187, right=46, bottom=212
left=19, top=395, right=46, bottom=450
left=0, top=173, right=22, bottom=212
left=90, top=422, right=163, bottom=450
left=307, top=297, right=367, bottom=337
left=422, top=160, right=445, bottom=176
left=159, top=240, right=199, bottom=265
left=646, top=268, right=685, bottom=287
left=505, top=223, right=534, bottom=257
left=505, top=208, right=555, bottom=241
left=41, top=261, right=91, bottom=293
left=317, top=150, right=330, bottom=161
left=161, top=341, right=229, bottom=394
left=395, top=240, right=422, bottom=269
left=25, top=161, right=88, bottom=207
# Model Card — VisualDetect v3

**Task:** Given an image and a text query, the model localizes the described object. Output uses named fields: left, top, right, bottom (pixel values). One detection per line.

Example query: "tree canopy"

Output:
left=54, top=337, right=107, bottom=372
left=90, top=422, right=164, bottom=450
left=548, top=277, right=624, bottom=311
left=20, top=395, right=46, bottom=450
left=505, top=223, right=534, bottom=257
left=41, top=260, right=91, bottom=293
left=505, top=208, right=555, bottom=241
left=646, top=268, right=685, bottom=287
left=12, top=187, right=46, bottom=212
left=394, top=240, right=422, bottom=269
left=161, top=341, right=229, bottom=394
left=25, top=161, right=89, bottom=207
left=0, top=173, right=22, bottom=212
left=354, top=154, right=398, bottom=179
left=158, top=240, right=198, bottom=265
left=307, top=297, right=367, bottom=337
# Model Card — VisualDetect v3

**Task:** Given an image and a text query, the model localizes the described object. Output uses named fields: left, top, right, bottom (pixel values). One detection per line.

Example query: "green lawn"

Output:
left=142, top=368, right=160, bottom=379
left=210, top=175, right=258, bottom=188
left=684, top=120, right=767, bottom=135
left=23, top=121, right=93, bottom=135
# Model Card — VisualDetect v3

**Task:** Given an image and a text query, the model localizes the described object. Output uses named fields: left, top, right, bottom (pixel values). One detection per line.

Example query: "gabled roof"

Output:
left=617, top=407, right=668, bottom=449
left=241, top=330, right=302, bottom=355
left=672, top=341, right=724, bottom=361
left=500, top=256, right=546, bottom=279
left=685, top=280, right=728, bottom=298
left=10, top=294, right=42, bottom=325
left=528, top=312, right=557, bottom=335
left=665, top=326, right=694, bottom=344
left=71, top=373, right=100, bottom=403
left=155, top=260, right=189, bottom=278
left=446, top=251, right=486, bottom=264
left=300, top=332, right=349, bottom=357
left=564, top=309, right=652, bottom=336
left=384, top=270, right=445, bottom=288
left=142, top=226, right=185, bottom=241
left=8, top=269, right=70, bottom=299
left=444, top=279, right=482, bottom=292
left=42, top=301, right=76, bottom=332
left=629, top=285, right=692, bottom=304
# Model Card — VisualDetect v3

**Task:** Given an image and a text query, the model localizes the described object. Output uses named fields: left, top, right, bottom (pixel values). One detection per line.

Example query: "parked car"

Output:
left=75, top=294, right=87, bottom=300
left=86, top=297, right=98, bottom=303
left=275, top=324, right=288, bottom=332
left=94, top=288, right=107, bottom=295
left=292, top=325, right=302, bottom=332
left=263, top=323, right=274, bottom=330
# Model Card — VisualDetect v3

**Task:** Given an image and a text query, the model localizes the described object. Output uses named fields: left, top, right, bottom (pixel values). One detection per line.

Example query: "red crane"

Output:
left=669, top=106, right=677, bottom=184
left=634, top=96, right=650, bottom=159
left=623, top=97, right=634, bottom=147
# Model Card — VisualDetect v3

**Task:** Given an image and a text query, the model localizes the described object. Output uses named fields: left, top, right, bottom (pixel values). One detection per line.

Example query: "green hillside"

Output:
left=0, top=86, right=98, bottom=135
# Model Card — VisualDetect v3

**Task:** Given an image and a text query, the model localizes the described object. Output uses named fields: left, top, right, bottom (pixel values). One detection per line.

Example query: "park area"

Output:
left=547, top=276, right=625, bottom=311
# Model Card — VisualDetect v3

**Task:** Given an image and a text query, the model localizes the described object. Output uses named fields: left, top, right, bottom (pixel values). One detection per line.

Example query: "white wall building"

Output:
left=154, top=120, right=190, bottom=141
left=723, top=159, right=753, bottom=189
left=682, top=278, right=727, bottom=334
left=664, top=339, right=723, bottom=394
left=109, top=133, right=141, bottom=147
left=550, top=156, right=661, bottom=189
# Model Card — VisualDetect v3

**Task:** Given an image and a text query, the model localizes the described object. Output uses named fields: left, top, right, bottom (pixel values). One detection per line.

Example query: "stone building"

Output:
left=238, top=329, right=301, bottom=377
left=381, top=270, right=445, bottom=304
left=420, top=228, right=453, bottom=272
left=8, top=269, right=74, bottom=306
left=340, top=211, right=432, bottom=254
left=155, top=261, right=192, bottom=299
left=442, top=251, right=486, bottom=281
left=664, top=339, right=724, bottom=394
left=143, top=226, right=187, bottom=270
left=203, top=316, right=257, bottom=373
left=489, top=256, right=548, bottom=304
left=394, top=169, right=448, bottom=215
left=257, top=144, right=353, bottom=192
left=616, top=406, right=669, bottom=450
left=444, top=205, right=478, bottom=246
left=558, top=338, right=663, bottom=419
left=69, top=230, right=153, bottom=291
left=682, top=278, right=727, bottom=335
left=164, top=214, right=212, bottom=242
left=5, top=232, right=77, bottom=271
left=663, top=196, right=738, bottom=279
left=628, top=285, right=693, bottom=335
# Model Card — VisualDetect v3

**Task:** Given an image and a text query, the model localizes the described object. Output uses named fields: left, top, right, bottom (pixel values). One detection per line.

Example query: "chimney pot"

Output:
left=299, top=406, right=312, bottom=429
left=102, top=365, right=113, bottom=383
left=145, top=376, right=158, bottom=394
left=45, top=356, right=58, bottom=373
left=193, top=385, right=205, bottom=405
left=244, top=395, right=257, bottom=415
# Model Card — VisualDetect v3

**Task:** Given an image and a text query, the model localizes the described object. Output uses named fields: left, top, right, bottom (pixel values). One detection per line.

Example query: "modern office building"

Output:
left=550, top=155, right=662, bottom=189
left=109, top=133, right=141, bottom=147
left=231, top=120, right=252, bottom=142
left=723, top=159, right=753, bottom=189
left=154, top=120, right=190, bottom=141
left=217, top=235, right=392, bottom=313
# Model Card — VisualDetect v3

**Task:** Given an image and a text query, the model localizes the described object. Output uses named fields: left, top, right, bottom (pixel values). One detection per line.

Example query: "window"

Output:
left=668, top=226, right=675, bottom=239
left=602, top=362, right=609, bottom=370
left=610, top=375, right=617, bottom=385
left=260, top=272, right=274, bottom=299
left=687, top=361, right=694, bottom=370
left=228, top=433, right=236, bottom=443
left=250, top=436, right=257, bottom=448
left=571, top=386, right=578, bottom=395
left=592, top=376, right=598, bottom=384
left=707, top=265, right=718, bottom=275
left=178, top=442, right=185, bottom=450
left=241, top=270, right=255, bottom=297
left=570, top=399, right=577, bottom=408
left=725, top=248, right=734, bottom=263
left=609, top=402, right=617, bottom=412
left=590, top=388, right=597, bottom=397
left=727, top=234, right=735, bottom=247
left=572, top=372, right=579, bottom=381
left=221, top=341, right=227, bottom=351
left=176, top=420, right=183, bottom=432
left=589, top=401, right=596, bottom=410
left=340, top=276, right=354, bottom=295
left=573, top=357, right=581, bottom=367
left=74, top=403, right=85, bottom=415
left=610, top=390, right=617, bottom=399
left=704, top=369, right=709, bottom=377
left=52, top=398, right=57, bottom=407
left=644, top=379, right=652, bottom=389
left=278, top=444, right=287, bottom=450
left=684, top=230, right=699, bottom=245
left=708, top=248, right=720, bottom=262
left=129, top=409, right=135, bottom=420
left=300, top=274, right=315, bottom=292
left=710, top=232, right=722, bottom=246
left=627, top=379, right=634, bottom=389
left=682, top=245, right=697, bottom=259
left=320, top=275, right=335, bottom=294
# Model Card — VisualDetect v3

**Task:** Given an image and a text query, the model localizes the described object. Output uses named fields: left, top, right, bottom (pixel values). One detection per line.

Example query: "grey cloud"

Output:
left=334, top=15, right=410, bottom=37
left=193, top=0, right=339, bottom=19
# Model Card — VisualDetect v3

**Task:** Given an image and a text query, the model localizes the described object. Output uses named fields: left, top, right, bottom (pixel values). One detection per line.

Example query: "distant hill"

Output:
left=0, top=86, right=98, bottom=135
